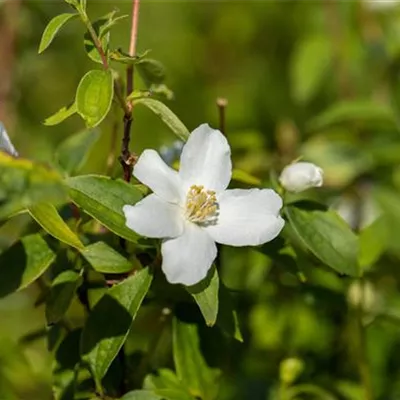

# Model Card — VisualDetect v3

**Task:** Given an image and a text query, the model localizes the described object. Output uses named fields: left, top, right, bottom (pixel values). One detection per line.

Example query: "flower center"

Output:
left=185, top=185, right=218, bottom=224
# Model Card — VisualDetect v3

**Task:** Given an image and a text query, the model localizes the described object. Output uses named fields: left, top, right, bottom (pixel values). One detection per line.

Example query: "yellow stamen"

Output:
left=185, top=184, right=218, bottom=224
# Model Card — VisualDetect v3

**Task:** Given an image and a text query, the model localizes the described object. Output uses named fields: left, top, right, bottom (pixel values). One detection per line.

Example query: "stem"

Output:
left=120, top=0, right=141, bottom=183
left=217, top=97, right=228, bottom=135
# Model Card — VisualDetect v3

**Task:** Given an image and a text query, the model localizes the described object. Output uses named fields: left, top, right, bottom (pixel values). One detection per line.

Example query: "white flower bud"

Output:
left=279, top=162, right=323, bottom=193
left=0, top=122, right=18, bottom=157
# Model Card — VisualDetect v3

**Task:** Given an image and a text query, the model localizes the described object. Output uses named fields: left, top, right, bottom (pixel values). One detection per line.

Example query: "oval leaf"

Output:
left=29, top=203, right=84, bottom=250
left=173, top=318, right=220, bottom=400
left=81, top=241, right=133, bottom=274
left=55, top=128, right=101, bottom=175
left=66, top=175, right=143, bottom=242
left=76, top=70, right=114, bottom=128
left=136, top=58, right=166, bottom=86
left=39, top=13, right=78, bottom=54
left=46, top=270, right=82, bottom=324
left=134, top=98, right=189, bottom=141
left=80, top=267, right=153, bottom=381
left=187, top=266, right=219, bottom=327
left=285, top=205, right=359, bottom=277
left=0, top=234, right=55, bottom=297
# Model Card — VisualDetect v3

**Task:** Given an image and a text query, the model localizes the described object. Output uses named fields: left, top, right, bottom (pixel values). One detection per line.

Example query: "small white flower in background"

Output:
left=364, top=0, right=400, bottom=11
left=0, top=122, right=18, bottom=157
left=279, top=161, right=323, bottom=193
left=123, top=124, right=285, bottom=286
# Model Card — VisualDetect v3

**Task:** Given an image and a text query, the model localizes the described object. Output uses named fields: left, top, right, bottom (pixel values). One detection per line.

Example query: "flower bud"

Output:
left=279, top=162, right=323, bottom=193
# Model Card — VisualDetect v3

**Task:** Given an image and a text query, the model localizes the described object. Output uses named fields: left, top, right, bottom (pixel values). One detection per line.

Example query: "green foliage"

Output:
left=80, top=268, right=153, bottom=382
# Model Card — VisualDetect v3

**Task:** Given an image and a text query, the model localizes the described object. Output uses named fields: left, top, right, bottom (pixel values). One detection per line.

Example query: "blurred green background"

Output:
left=3, top=0, right=400, bottom=399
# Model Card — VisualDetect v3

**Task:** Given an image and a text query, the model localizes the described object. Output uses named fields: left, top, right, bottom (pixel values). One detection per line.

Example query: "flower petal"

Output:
left=161, top=222, right=217, bottom=286
left=205, top=189, right=285, bottom=246
left=179, top=124, right=232, bottom=192
left=133, top=149, right=182, bottom=203
left=123, top=194, right=184, bottom=238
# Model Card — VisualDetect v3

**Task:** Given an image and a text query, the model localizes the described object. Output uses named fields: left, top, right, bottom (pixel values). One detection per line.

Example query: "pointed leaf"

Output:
left=187, top=266, right=219, bottom=327
left=66, top=175, right=143, bottom=242
left=76, top=70, right=114, bottom=128
left=134, top=98, right=189, bottom=141
left=44, top=102, right=77, bottom=126
left=285, top=204, right=359, bottom=276
left=46, top=270, right=82, bottom=324
left=173, top=319, right=220, bottom=399
left=29, top=203, right=84, bottom=250
left=136, top=58, right=166, bottom=86
left=39, top=13, right=78, bottom=54
left=81, top=241, right=133, bottom=274
left=80, top=267, right=153, bottom=381
left=0, top=234, right=55, bottom=297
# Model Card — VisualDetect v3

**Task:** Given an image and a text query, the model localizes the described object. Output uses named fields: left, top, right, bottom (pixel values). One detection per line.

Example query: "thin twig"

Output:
left=217, top=97, right=228, bottom=135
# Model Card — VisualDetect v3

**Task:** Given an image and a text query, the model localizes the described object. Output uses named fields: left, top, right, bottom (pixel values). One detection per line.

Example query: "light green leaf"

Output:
left=66, top=175, right=143, bottom=242
left=46, top=270, right=82, bottom=324
left=308, top=100, right=398, bottom=131
left=144, top=369, right=193, bottom=399
left=38, top=13, right=78, bottom=54
left=44, top=102, right=77, bottom=126
left=290, top=35, right=331, bottom=104
left=187, top=266, right=219, bottom=327
left=0, top=234, right=55, bottom=298
left=81, top=242, right=133, bottom=274
left=80, top=267, right=153, bottom=381
left=29, top=203, right=84, bottom=250
left=134, top=98, right=189, bottom=141
left=285, top=204, right=359, bottom=277
left=120, top=391, right=162, bottom=400
left=55, top=128, right=101, bottom=175
left=173, top=318, right=220, bottom=399
left=0, top=152, right=66, bottom=220
left=136, top=58, right=166, bottom=86
left=76, top=70, right=114, bottom=128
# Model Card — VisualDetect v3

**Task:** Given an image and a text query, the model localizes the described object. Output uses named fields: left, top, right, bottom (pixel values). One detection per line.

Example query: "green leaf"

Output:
left=290, top=35, right=331, bottom=104
left=29, top=203, right=84, bottom=250
left=144, top=370, right=194, bottom=399
left=134, top=98, right=189, bottom=141
left=308, top=100, right=398, bottom=131
left=66, top=175, right=143, bottom=242
left=76, top=70, right=114, bottom=128
left=120, top=391, right=162, bottom=400
left=173, top=318, right=220, bottom=400
left=81, top=242, right=133, bottom=274
left=38, top=13, right=78, bottom=54
left=46, top=270, right=82, bottom=324
left=136, top=58, right=166, bottom=86
left=231, top=168, right=261, bottom=186
left=0, top=234, right=55, bottom=297
left=55, top=128, right=101, bottom=175
left=44, top=102, right=77, bottom=126
left=285, top=204, right=359, bottom=277
left=187, top=266, right=219, bottom=327
left=0, top=152, right=66, bottom=220
left=80, top=267, right=153, bottom=381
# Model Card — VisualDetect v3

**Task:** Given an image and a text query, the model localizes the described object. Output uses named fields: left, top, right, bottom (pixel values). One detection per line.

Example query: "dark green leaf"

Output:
left=134, top=98, right=189, bottom=141
left=136, top=58, right=166, bottom=86
left=76, top=70, right=114, bottom=128
left=66, top=175, right=143, bottom=242
left=38, top=13, right=78, bottom=54
left=81, top=242, right=133, bottom=274
left=80, top=267, right=153, bottom=381
left=0, top=234, right=55, bottom=297
left=187, top=266, right=219, bottom=327
left=29, top=203, right=84, bottom=250
left=285, top=205, right=359, bottom=276
left=55, top=128, right=101, bottom=175
left=44, top=102, right=77, bottom=126
left=173, top=318, right=220, bottom=399
left=0, top=152, right=66, bottom=220
left=46, top=270, right=82, bottom=324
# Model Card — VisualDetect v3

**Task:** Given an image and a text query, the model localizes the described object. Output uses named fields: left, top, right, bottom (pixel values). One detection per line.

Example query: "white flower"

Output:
left=0, top=122, right=18, bottom=157
left=279, top=162, right=323, bottom=193
left=123, top=124, right=285, bottom=286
